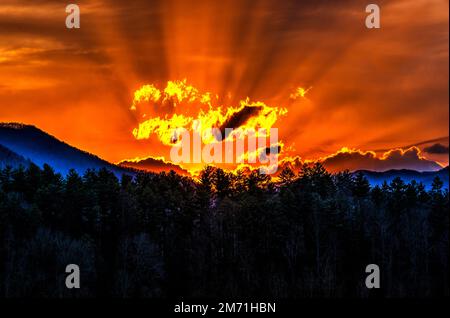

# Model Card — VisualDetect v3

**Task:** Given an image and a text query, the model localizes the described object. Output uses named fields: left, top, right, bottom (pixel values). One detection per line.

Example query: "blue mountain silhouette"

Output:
left=0, top=123, right=134, bottom=177
left=355, top=167, right=449, bottom=190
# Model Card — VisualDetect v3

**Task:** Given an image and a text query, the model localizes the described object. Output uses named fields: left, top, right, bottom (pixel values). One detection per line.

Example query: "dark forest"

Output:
left=0, top=163, right=448, bottom=298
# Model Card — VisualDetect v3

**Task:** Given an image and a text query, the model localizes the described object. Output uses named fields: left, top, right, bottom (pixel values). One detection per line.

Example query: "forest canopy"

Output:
left=0, top=163, right=448, bottom=297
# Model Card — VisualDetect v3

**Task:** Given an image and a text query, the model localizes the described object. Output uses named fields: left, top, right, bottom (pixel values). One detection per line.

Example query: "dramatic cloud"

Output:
left=131, top=82, right=287, bottom=141
left=319, top=147, right=443, bottom=172
left=218, top=105, right=263, bottom=140
left=119, top=156, right=189, bottom=176
left=423, top=143, right=449, bottom=154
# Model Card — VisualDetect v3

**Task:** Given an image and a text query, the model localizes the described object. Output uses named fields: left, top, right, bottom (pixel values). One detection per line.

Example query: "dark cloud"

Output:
left=423, top=143, right=449, bottom=154
left=265, top=144, right=281, bottom=155
left=374, top=136, right=449, bottom=152
left=119, top=156, right=189, bottom=176
left=321, top=147, right=442, bottom=172
left=217, top=105, right=262, bottom=140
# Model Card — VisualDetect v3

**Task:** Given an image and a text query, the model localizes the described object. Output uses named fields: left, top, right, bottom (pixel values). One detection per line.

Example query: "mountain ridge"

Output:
left=355, top=167, right=449, bottom=189
left=0, top=122, right=135, bottom=177
left=119, top=156, right=190, bottom=176
left=0, top=143, right=32, bottom=169
left=1, top=122, right=448, bottom=188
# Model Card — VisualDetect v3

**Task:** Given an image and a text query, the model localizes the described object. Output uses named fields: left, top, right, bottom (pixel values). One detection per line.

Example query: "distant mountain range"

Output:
left=118, top=157, right=190, bottom=176
left=0, top=122, right=448, bottom=188
left=356, top=167, right=449, bottom=190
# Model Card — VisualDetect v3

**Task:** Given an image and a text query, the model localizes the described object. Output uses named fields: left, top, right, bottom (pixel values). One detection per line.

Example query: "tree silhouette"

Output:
left=0, top=164, right=448, bottom=297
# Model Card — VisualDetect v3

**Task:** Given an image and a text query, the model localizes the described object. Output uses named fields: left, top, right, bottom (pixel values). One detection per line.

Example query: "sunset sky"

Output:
left=0, top=0, right=448, bottom=173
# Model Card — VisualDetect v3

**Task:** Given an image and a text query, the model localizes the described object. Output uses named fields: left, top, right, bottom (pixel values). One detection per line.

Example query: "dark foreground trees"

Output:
left=0, top=163, right=448, bottom=297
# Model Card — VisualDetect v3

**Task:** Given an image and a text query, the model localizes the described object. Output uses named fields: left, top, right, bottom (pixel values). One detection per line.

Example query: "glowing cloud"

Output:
left=130, top=84, right=161, bottom=110
left=129, top=80, right=290, bottom=174
left=317, top=146, right=443, bottom=172
left=290, top=86, right=312, bottom=100
left=129, top=82, right=445, bottom=176
left=131, top=81, right=287, bottom=143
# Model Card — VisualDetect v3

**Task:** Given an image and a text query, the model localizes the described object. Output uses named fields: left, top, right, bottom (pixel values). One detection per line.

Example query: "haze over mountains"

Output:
left=0, top=143, right=31, bottom=169
left=0, top=122, right=448, bottom=189
left=358, top=168, right=448, bottom=190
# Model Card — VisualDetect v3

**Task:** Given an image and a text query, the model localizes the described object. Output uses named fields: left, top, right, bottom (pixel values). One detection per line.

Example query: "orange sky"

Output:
left=0, top=0, right=448, bottom=172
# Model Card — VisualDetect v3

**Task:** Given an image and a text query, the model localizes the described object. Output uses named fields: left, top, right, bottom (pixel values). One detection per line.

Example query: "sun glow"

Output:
left=130, top=80, right=289, bottom=174
left=131, top=80, right=287, bottom=145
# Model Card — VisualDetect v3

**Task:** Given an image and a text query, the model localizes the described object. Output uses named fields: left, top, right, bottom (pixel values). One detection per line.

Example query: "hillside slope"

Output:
left=0, top=123, right=133, bottom=176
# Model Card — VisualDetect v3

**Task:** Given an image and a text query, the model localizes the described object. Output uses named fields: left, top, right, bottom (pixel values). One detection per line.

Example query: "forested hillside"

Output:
left=0, top=163, right=448, bottom=297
